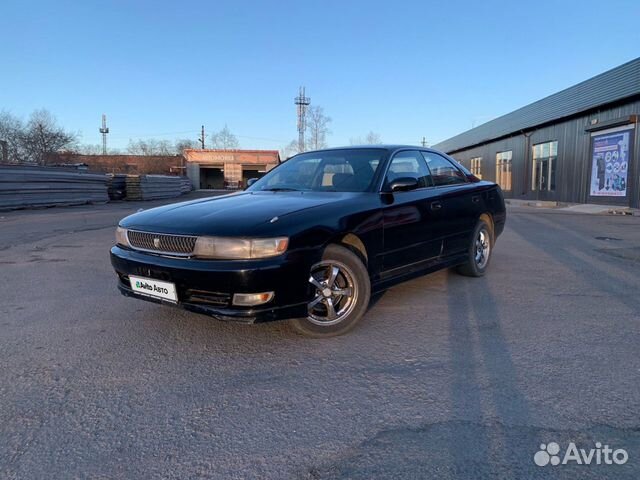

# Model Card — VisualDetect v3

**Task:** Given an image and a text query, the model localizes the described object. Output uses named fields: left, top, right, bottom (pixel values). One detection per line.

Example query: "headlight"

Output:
left=193, top=236, right=288, bottom=259
left=115, top=226, right=129, bottom=247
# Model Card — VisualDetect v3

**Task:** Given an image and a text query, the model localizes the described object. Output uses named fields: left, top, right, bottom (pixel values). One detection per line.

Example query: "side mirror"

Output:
left=246, top=178, right=259, bottom=188
left=388, top=177, right=419, bottom=192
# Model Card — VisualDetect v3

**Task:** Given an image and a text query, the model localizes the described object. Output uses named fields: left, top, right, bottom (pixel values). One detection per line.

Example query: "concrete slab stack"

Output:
left=0, top=164, right=109, bottom=210
left=125, top=175, right=186, bottom=201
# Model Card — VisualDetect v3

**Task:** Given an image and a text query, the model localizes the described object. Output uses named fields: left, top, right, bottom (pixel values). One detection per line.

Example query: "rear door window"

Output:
left=421, top=152, right=468, bottom=186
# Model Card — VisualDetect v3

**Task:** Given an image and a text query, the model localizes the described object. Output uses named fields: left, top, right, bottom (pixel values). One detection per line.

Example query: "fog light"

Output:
left=232, top=292, right=274, bottom=306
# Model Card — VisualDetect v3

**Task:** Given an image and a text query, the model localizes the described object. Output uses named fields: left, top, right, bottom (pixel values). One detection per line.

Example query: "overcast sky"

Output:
left=1, top=0, right=639, bottom=151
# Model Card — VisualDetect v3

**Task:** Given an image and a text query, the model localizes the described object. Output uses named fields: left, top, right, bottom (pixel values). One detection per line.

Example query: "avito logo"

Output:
left=534, top=441, right=628, bottom=466
left=135, top=280, right=154, bottom=291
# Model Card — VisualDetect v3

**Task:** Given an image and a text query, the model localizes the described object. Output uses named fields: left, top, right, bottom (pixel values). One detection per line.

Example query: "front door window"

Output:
left=384, top=150, right=432, bottom=189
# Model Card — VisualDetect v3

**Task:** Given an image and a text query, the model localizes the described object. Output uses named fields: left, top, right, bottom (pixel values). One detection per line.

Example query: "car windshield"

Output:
left=248, top=149, right=386, bottom=193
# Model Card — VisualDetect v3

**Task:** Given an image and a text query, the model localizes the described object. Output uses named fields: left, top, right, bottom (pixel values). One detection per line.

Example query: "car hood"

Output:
left=119, top=191, right=361, bottom=236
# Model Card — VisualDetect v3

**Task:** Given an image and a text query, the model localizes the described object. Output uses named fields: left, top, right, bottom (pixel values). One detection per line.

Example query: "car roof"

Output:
left=301, top=145, right=442, bottom=154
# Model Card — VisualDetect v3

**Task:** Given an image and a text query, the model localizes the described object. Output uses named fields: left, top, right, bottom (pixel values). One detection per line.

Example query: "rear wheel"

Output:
left=456, top=218, right=493, bottom=277
left=290, top=244, right=370, bottom=338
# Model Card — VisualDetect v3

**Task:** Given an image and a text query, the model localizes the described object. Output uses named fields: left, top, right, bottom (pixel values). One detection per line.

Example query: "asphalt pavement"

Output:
left=1, top=194, right=639, bottom=479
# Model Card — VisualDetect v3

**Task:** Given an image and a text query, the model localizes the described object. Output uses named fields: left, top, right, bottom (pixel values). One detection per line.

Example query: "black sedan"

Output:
left=111, top=146, right=506, bottom=337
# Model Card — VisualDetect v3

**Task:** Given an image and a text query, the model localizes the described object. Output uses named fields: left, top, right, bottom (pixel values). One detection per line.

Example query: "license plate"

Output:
left=129, top=275, right=178, bottom=303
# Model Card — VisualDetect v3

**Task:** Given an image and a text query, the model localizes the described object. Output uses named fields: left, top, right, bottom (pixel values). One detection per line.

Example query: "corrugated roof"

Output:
left=434, top=57, right=640, bottom=153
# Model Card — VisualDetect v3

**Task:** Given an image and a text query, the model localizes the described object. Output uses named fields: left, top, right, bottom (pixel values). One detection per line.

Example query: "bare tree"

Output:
left=75, top=144, right=121, bottom=155
left=305, top=106, right=331, bottom=150
left=174, top=138, right=198, bottom=154
left=21, top=109, right=77, bottom=165
left=211, top=125, right=240, bottom=150
left=350, top=131, right=382, bottom=145
left=0, top=110, right=26, bottom=163
left=76, top=144, right=103, bottom=155
left=0, top=109, right=77, bottom=164
left=156, top=140, right=173, bottom=155
left=127, top=139, right=153, bottom=155
left=127, top=138, right=174, bottom=156
left=280, top=140, right=299, bottom=160
left=365, top=131, right=382, bottom=144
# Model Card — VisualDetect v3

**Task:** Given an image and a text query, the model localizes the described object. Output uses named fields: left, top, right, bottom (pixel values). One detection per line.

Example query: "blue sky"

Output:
left=1, top=0, right=639, bottom=151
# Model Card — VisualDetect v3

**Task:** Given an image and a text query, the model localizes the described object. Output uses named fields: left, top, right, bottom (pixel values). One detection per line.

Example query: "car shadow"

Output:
left=445, top=269, right=539, bottom=476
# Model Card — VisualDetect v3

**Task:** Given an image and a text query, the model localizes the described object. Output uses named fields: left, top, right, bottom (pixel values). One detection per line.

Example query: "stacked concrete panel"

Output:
left=107, top=174, right=127, bottom=200
left=179, top=177, right=192, bottom=194
left=0, top=164, right=109, bottom=210
left=125, top=175, right=186, bottom=201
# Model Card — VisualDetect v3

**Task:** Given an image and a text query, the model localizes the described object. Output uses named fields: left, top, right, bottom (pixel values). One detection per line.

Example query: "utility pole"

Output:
left=199, top=125, right=206, bottom=149
left=421, top=136, right=428, bottom=147
left=99, top=114, right=109, bottom=154
left=294, top=86, right=310, bottom=153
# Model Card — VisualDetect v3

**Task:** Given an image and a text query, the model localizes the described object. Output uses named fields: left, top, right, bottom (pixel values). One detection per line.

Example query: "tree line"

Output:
left=125, top=125, right=240, bottom=156
left=0, top=109, right=77, bottom=164
left=0, top=110, right=244, bottom=163
left=0, top=107, right=383, bottom=164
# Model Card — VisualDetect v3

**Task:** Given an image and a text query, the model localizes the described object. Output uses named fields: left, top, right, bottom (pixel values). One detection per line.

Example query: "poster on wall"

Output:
left=589, top=128, right=633, bottom=197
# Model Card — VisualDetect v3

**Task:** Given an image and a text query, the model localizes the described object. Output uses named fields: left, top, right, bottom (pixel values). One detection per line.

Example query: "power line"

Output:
left=107, top=129, right=199, bottom=140
left=234, top=134, right=289, bottom=143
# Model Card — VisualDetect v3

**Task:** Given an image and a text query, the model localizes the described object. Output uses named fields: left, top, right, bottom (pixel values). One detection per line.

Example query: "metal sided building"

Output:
left=434, top=58, right=640, bottom=208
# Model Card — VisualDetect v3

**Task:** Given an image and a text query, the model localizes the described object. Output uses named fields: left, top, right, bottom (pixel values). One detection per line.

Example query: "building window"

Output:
left=532, top=141, right=557, bottom=191
left=470, top=157, right=482, bottom=178
left=496, top=151, right=512, bottom=191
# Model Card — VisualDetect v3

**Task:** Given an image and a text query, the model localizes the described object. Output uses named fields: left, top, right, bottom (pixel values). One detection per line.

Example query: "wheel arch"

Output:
left=476, top=212, right=497, bottom=250
left=479, top=212, right=494, bottom=234
left=333, top=232, right=369, bottom=266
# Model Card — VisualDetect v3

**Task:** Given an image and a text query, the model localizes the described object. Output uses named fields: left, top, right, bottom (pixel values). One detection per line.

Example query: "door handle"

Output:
left=431, top=201, right=442, bottom=211
left=472, top=195, right=480, bottom=204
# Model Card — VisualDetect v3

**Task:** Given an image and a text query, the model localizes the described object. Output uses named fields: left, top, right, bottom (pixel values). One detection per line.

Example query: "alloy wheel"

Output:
left=475, top=228, right=491, bottom=269
left=307, top=260, right=358, bottom=326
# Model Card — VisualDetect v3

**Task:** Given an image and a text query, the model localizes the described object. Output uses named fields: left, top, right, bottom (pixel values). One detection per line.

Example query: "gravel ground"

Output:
left=1, top=196, right=639, bottom=479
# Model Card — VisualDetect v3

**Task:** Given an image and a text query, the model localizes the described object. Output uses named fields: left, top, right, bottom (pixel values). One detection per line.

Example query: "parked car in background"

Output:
left=111, top=146, right=506, bottom=337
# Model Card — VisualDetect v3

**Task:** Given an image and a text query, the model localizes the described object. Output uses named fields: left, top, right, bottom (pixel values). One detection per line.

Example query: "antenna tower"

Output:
left=99, top=114, right=109, bottom=154
left=294, top=86, right=310, bottom=152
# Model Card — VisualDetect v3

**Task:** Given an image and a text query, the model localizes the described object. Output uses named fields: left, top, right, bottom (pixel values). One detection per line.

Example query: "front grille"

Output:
left=127, top=230, right=197, bottom=256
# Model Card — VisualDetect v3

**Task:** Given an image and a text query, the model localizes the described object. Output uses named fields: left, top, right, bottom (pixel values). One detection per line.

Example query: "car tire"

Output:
left=456, top=217, right=494, bottom=277
left=289, top=244, right=371, bottom=338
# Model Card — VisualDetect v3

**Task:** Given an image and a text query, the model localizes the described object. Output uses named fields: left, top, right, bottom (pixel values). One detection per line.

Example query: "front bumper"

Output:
left=110, top=245, right=316, bottom=323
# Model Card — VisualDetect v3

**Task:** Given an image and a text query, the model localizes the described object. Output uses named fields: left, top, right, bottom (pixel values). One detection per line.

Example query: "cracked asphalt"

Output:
left=1, top=195, right=639, bottom=479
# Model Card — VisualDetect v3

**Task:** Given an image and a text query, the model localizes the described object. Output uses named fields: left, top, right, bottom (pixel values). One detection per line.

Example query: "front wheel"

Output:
left=456, top=218, right=493, bottom=277
left=289, top=244, right=370, bottom=338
